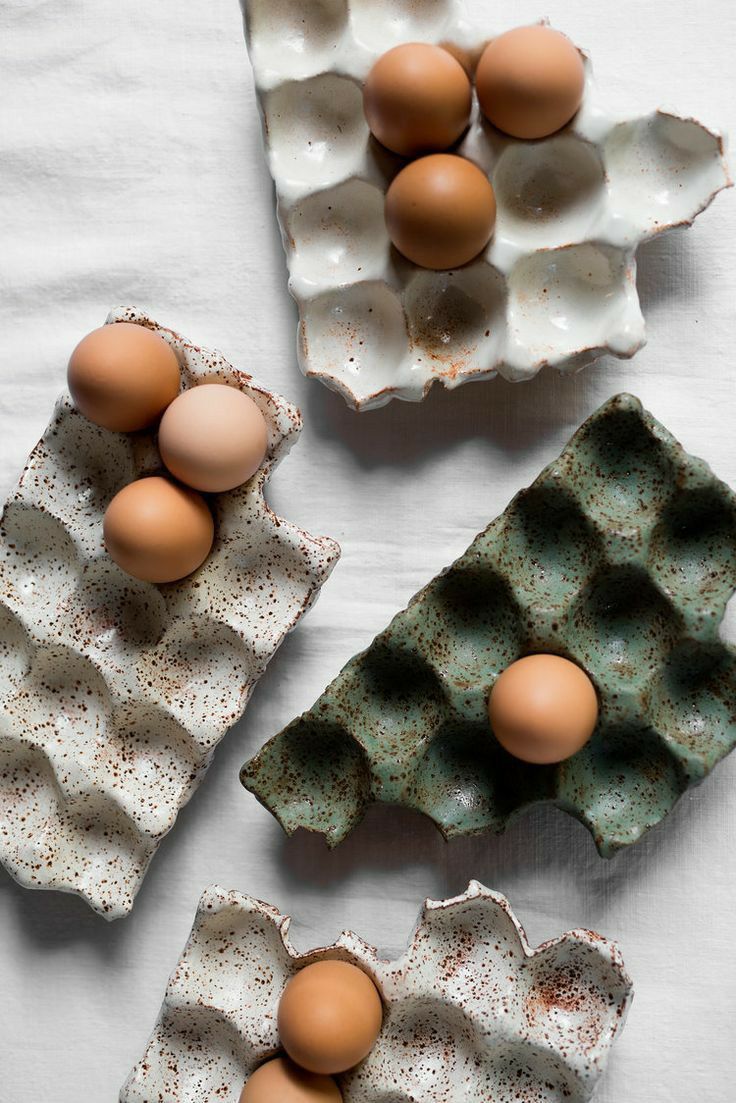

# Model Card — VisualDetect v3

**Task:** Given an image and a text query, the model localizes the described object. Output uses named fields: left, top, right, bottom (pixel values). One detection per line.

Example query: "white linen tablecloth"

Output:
left=1, top=1, right=735, bottom=1099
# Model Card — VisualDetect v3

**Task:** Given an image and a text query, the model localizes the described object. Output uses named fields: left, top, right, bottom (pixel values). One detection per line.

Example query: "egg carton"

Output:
left=0, top=308, right=340, bottom=919
left=241, top=0, right=730, bottom=410
left=242, top=394, right=736, bottom=854
left=120, top=880, right=632, bottom=1102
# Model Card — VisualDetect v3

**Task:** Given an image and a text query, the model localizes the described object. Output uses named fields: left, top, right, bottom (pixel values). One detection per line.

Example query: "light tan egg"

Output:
left=67, top=322, right=180, bottom=432
left=158, top=383, right=268, bottom=493
left=476, top=25, right=585, bottom=140
left=385, top=154, right=496, bottom=270
left=103, top=476, right=214, bottom=584
left=488, top=654, right=599, bottom=765
left=363, top=42, right=472, bottom=157
left=239, top=1057, right=342, bottom=1103
left=278, top=961, right=383, bottom=1075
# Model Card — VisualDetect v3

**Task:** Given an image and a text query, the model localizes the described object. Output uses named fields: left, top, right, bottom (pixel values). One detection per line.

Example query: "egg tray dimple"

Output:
left=120, top=880, right=632, bottom=1103
left=0, top=307, right=340, bottom=919
left=242, top=394, right=736, bottom=854
left=241, top=0, right=731, bottom=410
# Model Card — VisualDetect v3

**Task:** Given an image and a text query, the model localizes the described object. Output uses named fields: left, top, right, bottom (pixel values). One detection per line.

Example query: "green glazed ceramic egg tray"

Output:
left=242, top=394, right=736, bottom=855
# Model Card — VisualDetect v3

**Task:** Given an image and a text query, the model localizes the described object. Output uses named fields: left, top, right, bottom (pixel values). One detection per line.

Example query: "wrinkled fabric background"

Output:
left=1, top=1, right=735, bottom=1100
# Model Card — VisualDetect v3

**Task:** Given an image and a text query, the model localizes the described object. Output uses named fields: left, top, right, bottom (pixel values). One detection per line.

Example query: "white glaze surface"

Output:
left=244, top=0, right=730, bottom=408
left=121, top=882, right=632, bottom=1103
left=0, top=309, right=340, bottom=919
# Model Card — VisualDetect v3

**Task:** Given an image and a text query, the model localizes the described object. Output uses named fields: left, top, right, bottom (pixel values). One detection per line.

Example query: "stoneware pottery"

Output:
left=240, top=0, right=730, bottom=409
left=0, top=308, right=340, bottom=918
left=243, top=394, right=736, bottom=853
left=120, top=880, right=632, bottom=1102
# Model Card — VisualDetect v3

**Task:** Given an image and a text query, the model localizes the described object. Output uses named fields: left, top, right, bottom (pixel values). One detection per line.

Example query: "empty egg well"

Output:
left=247, top=0, right=349, bottom=85
left=493, top=136, right=606, bottom=251
left=263, top=73, right=367, bottom=198
left=404, top=264, right=507, bottom=380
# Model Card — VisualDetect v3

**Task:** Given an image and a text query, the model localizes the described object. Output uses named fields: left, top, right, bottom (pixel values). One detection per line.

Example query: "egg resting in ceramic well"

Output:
left=363, top=42, right=472, bottom=156
left=240, top=1057, right=342, bottom=1102
left=158, top=383, right=269, bottom=493
left=476, top=25, right=585, bottom=139
left=278, top=961, right=383, bottom=1075
left=68, top=321, right=180, bottom=431
left=488, top=654, right=599, bottom=765
left=385, top=154, right=497, bottom=270
left=103, top=476, right=215, bottom=584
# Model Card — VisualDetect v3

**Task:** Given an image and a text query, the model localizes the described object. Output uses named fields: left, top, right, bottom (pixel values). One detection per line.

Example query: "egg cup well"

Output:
left=120, top=880, right=632, bottom=1103
left=0, top=308, right=340, bottom=918
left=241, top=0, right=730, bottom=410
left=242, top=394, right=736, bottom=854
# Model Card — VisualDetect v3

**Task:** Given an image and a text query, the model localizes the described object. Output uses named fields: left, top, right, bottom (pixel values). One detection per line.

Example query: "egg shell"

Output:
left=158, top=383, right=268, bottom=493
left=103, top=475, right=214, bottom=584
left=67, top=322, right=181, bottom=432
left=488, top=654, right=599, bottom=765
left=476, top=25, right=585, bottom=140
left=240, top=1058, right=342, bottom=1103
left=278, top=960, right=383, bottom=1075
left=363, top=42, right=472, bottom=157
left=385, top=154, right=496, bottom=270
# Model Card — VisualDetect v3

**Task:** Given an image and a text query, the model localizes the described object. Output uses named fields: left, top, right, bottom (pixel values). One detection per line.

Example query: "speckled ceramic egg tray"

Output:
left=0, top=307, right=340, bottom=919
left=241, top=0, right=730, bottom=410
left=120, top=880, right=632, bottom=1103
left=242, top=394, right=736, bottom=854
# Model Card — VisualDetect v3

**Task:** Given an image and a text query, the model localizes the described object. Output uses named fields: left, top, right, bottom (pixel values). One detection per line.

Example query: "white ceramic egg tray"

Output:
left=242, top=0, right=730, bottom=410
left=121, top=880, right=632, bottom=1103
left=0, top=308, right=340, bottom=919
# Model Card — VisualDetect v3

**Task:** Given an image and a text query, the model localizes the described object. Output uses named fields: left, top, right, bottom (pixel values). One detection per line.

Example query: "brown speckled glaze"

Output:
left=120, top=881, right=632, bottom=1103
left=242, top=0, right=731, bottom=409
left=0, top=307, right=340, bottom=919
left=242, top=395, right=736, bottom=855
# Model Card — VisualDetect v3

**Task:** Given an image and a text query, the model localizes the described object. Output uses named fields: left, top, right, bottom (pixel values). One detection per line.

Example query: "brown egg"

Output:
left=363, top=43, right=472, bottom=157
left=239, top=1058, right=342, bottom=1103
left=103, top=476, right=214, bottom=584
left=158, top=384, right=268, bottom=493
left=385, top=154, right=496, bottom=270
left=67, top=322, right=180, bottom=432
left=476, top=25, right=585, bottom=140
left=488, top=654, right=598, bottom=765
left=278, top=961, right=383, bottom=1075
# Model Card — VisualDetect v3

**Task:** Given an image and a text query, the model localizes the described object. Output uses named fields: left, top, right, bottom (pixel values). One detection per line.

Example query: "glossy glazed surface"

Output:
left=243, top=1, right=730, bottom=408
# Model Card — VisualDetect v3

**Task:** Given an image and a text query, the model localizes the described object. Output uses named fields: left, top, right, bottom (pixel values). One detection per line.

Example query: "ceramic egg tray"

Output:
left=241, top=0, right=730, bottom=410
left=242, top=394, right=736, bottom=854
left=120, top=880, right=632, bottom=1102
left=0, top=307, right=340, bottom=919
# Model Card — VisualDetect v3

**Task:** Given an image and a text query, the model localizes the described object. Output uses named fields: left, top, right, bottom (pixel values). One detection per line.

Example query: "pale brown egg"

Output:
left=239, top=1058, right=342, bottom=1103
left=278, top=961, right=383, bottom=1075
left=385, top=154, right=496, bottom=270
left=488, top=654, right=598, bottom=765
left=67, top=322, right=180, bottom=432
left=363, top=42, right=472, bottom=157
left=476, top=25, right=585, bottom=140
left=158, top=384, right=268, bottom=493
left=103, top=476, right=214, bottom=584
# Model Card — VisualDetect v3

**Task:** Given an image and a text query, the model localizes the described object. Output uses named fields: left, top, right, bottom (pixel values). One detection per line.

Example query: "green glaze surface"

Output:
left=242, top=395, right=736, bottom=855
